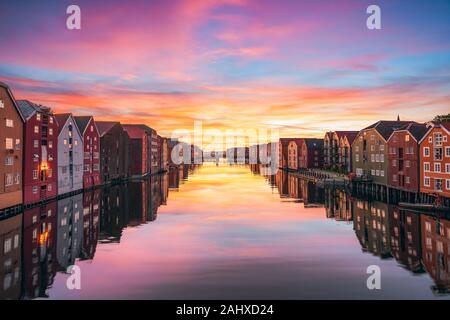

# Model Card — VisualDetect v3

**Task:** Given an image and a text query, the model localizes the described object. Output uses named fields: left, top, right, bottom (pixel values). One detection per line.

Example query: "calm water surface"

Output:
left=1, top=163, right=449, bottom=299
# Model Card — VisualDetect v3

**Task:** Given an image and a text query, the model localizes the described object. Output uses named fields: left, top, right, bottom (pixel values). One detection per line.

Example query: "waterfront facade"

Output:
left=299, top=138, right=323, bottom=169
left=287, top=139, right=303, bottom=170
left=74, top=116, right=101, bottom=188
left=54, top=113, right=84, bottom=195
left=123, top=125, right=149, bottom=177
left=278, top=138, right=290, bottom=169
left=419, top=122, right=450, bottom=198
left=352, top=120, right=410, bottom=185
left=0, top=82, right=24, bottom=210
left=17, top=100, right=58, bottom=205
left=97, top=122, right=130, bottom=183
left=387, top=122, right=428, bottom=193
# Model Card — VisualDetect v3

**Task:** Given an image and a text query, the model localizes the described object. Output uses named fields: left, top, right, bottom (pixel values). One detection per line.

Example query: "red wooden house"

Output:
left=419, top=122, right=450, bottom=198
left=17, top=100, right=58, bottom=205
left=122, top=125, right=149, bottom=178
left=387, top=122, right=428, bottom=192
left=299, top=138, right=324, bottom=169
left=74, top=116, right=101, bottom=188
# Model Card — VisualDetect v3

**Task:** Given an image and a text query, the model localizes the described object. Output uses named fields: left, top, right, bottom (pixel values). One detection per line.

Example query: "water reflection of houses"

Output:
left=22, top=203, right=58, bottom=298
left=275, top=170, right=289, bottom=198
left=325, top=188, right=353, bottom=221
left=0, top=214, right=22, bottom=299
left=421, top=214, right=450, bottom=294
left=56, top=193, right=83, bottom=270
left=352, top=199, right=392, bottom=259
left=98, top=174, right=169, bottom=243
left=80, top=189, right=100, bottom=260
left=389, top=207, right=424, bottom=274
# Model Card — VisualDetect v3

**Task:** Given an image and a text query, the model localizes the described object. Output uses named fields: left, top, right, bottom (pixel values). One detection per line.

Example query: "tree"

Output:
left=433, top=114, right=450, bottom=123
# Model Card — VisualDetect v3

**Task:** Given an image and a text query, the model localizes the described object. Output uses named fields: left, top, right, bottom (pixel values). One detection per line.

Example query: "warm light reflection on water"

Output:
left=1, top=163, right=449, bottom=299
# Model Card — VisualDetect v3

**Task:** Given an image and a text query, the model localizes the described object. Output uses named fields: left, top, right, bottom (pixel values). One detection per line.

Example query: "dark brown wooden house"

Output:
left=97, top=121, right=131, bottom=183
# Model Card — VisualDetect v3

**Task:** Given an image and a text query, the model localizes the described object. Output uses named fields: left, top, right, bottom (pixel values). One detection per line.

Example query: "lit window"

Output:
left=15, top=139, right=20, bottom=150
left=34, top=125, right=39, bottom=133
left=36, top=113, right=41, bottom=121
left=49, top=128, right=53, bottom=135
left=405, top=135, right=409, bottom=142
left=33, top=170, right=38, bottom=180
left=5, top=138, right=13, bottom=149
left=5, top=119, right=13, bottom=127
left=0, top=99, right=4, bottom=108
left=64, top=139, right=67, bottom=145
left=34, top=140, right=39, bottom=148
left=49, top=117, right=53, bottom=124
left=91, top=126, right=93, bottom=132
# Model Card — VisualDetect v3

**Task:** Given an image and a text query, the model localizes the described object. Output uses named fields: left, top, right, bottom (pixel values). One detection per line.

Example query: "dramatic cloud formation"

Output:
left=0, top=0, right=449, bottom=143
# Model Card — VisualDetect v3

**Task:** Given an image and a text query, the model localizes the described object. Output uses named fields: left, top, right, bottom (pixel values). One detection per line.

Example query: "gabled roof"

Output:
left=122, top=124, right=147, bottom=139
left=288, top=138, right=304, bottom=147
left=54, top=113, right=83, bottom=138
left=362, top=120, right=412, bottom=141
left=96, top=121, right=120, bottom=137
left=74, top=116, right=93, bottom=134
left=0, top=82, right=25, bottom=123
left=124, top=124, right=155, bottom=134
left=54, top=113, right=71, bottom=134
left=343, top=131, right=358, bottom=145
left=16, top=100, right=52, bottom=120
left=303, top=138, right=324, bottom=149
left=392, top=122, right=428, bottom=142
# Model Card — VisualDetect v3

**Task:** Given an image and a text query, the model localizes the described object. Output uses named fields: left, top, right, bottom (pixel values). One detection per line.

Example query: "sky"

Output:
left=0, top=0, right=449, bottom=146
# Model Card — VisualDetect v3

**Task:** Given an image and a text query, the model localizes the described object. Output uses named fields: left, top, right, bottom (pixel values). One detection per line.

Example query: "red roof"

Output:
left=122, top=124, right=147, bottom=139
left=54, top=113, right=72, bottom=135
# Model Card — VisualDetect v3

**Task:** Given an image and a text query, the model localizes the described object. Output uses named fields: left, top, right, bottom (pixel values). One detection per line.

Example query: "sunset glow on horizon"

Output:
left=1, top=0, right=449, bottom=144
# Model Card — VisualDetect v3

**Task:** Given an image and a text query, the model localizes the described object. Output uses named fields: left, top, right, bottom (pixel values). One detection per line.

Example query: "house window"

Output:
left=34, top=125, right=39, bottom=133
left=446, top=179, right=450, bottom=190
left=0, top=99, right=4, bottom=108
left=48, top=184, right=52, bottom=192
left=434, top=133, right=443, bottom=146
left=15, top=139, right=20, bottom=150
left=375, top=154, right=380, bottom=162
left=380, top=145, right=384, bottom=151
left=33, top=170, right=38, bottom=180
left=371, top=154, right=375, bottom=162
left=424, top=163, right=430, bottom=172
left=405, top=160, right=410, bottom=168
left=405, top=135, right=409, bottom=142
left=446, top=163, right=450, bottom=173
left=435, top=163, right=441, bottom=172
left=435, top=179, right=443, bottom=192
left=49, top=128, right=53, bottom=135
left=32, top=186, right=38, bottom=194
left=34, top=140, right=39, bottom=148
left=424, top=177, right=430, bottom=187
left=355, top=154, right=359, bottom=162
left=4, top=238, right=12, bottom=254
left=5, top=174, right=13, bottom=186
left=355, top=146, right=359, bottom=152
left=49, top=141, right=53, bottom=148
left=371, top=169, right=375, bottom=176
left=49, top=117, right=53, bottom=124
left=371, top=145, right=375, bottom=152
left=74, top=140, right=78, bottom=146
left=423, top=147, right=430, bottom=157
left=393, top=174, right=398, bottom=182
left=405, top=176, right=410, bottom=184
left=434, top=147, right=443, bottom=161
left=36, top=113, right=41, bottom=121
left=91, top=126, right=94, bottom=132
left=5, top=138, right=13, bottom=149
left=48, top=169, right=52, bottom=178
left=14, top=173, right=20, bottom=184
left=445, top=147, right=450, bottom=157
left=5, top=157, right=13, bottom=165
left=5, top=119, right=13, bottom=127
left=392, top=159, right=396, bottom=167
